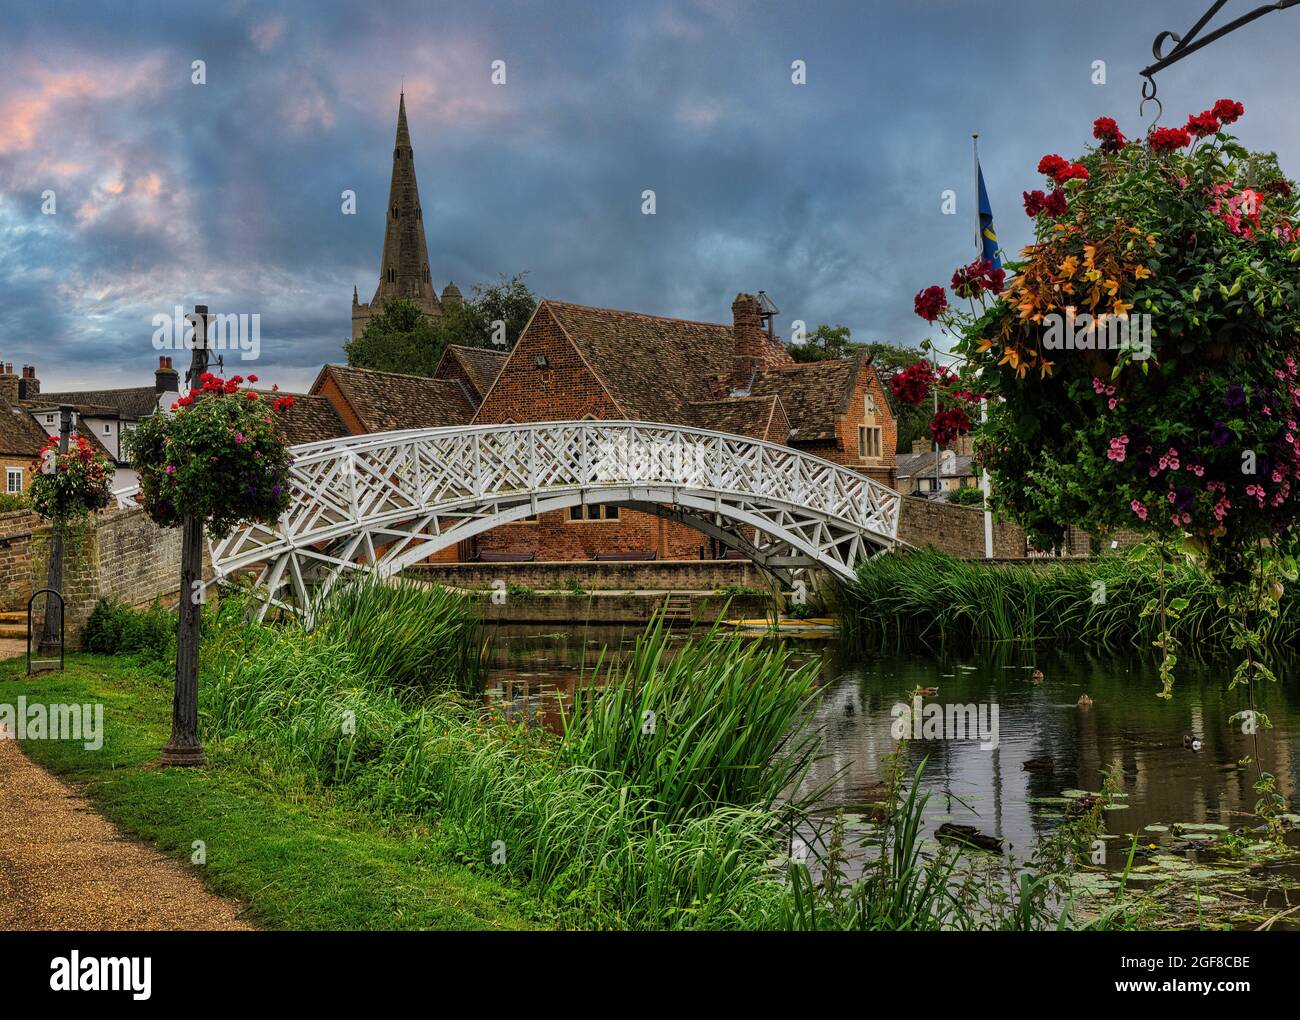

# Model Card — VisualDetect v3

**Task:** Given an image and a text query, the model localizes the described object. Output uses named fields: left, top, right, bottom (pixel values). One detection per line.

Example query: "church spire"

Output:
left=368, top=90, right=440, bottom=318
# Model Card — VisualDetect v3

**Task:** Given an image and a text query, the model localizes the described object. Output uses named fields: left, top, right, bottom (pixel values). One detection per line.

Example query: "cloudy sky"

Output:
left=2, top=0, right=1299, bottom=392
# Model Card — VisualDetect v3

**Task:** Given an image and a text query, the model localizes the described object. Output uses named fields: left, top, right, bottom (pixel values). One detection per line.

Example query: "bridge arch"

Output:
left=206, top=420, right=902, bottom=617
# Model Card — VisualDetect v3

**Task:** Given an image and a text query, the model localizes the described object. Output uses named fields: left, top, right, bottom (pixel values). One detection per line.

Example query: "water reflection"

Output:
left=484, top=624, right=1299, bottom=855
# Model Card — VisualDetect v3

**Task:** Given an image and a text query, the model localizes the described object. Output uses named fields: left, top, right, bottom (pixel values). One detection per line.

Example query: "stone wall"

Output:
left=26, top=506, right=193, bottom=644
left=407, top=558, right=767, bottom=592
left=0, top=509, right=37, bottom=611
left=896, top=496, right=1091, bottom=558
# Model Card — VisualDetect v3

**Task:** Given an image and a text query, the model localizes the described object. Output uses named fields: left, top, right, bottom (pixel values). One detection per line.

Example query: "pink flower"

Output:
left=165, top=465, right=176, bottom=475
left=1130, top=500, right=1148, bottom=521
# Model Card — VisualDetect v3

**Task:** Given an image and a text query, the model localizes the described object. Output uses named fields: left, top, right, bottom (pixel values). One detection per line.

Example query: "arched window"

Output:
left=387, top=267, right=395, bottom=283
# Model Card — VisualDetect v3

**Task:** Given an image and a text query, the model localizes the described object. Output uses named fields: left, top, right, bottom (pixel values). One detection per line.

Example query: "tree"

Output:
left=344, top=273, right=538, bottom=376
left=790, top=323, right=858, bottom=362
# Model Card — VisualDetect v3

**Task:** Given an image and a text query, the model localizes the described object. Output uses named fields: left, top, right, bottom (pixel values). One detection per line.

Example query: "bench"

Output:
left=592, top=550, right=657, bottom=561
left=473, top=550, right=536, bottom=562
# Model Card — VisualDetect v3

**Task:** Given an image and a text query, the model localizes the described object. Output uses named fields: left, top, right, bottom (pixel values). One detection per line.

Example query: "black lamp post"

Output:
left=161, top=304, right=210, bottom=767
left=36, top=405, right=74, bottom=657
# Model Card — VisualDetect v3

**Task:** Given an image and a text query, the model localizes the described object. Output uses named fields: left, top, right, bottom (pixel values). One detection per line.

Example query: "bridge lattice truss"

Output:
left=207, top=420, right=903, bottom=618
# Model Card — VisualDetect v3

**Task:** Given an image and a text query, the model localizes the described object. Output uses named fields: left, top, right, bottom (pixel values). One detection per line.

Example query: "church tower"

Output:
left=352, top=92, right=443, bottom=339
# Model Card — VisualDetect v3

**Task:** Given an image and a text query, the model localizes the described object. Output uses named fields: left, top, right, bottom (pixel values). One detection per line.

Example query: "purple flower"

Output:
left=1211, top=420, right=1231, bottom=447
left=1225, top=385, right=1247, bottom=410
left=272, top=484, right=282, bottom=496
left=165, top=464, right=176, bottom=475
left=1172, top=486, right=1194, bottom=512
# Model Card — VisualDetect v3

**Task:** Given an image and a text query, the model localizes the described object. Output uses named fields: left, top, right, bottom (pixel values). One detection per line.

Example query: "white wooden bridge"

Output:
left=182, top=421, right=901, bottom=618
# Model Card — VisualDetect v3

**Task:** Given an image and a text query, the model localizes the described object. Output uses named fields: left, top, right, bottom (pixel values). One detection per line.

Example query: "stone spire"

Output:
left=354, top=91, right=441, bottom=338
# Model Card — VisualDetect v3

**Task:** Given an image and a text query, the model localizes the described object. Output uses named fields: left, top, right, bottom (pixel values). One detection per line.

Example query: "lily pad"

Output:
left=1176, top=822, right=1228, bottom=832
left=1144, top=824, right=1170, bottom=833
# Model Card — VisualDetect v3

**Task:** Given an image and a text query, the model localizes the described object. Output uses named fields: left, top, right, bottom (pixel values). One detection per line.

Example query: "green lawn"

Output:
left=0, top=653, right=546, bottom=930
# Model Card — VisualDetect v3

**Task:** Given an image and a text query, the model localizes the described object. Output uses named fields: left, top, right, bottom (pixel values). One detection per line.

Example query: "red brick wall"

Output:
left=472, top=305, right=702, bottom=558
left=313, top=373, right=365, bottom=434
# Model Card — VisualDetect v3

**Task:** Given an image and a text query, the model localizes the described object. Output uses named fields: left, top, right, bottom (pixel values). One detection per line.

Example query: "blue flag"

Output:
left=977, top=161, right=1001, bottom=268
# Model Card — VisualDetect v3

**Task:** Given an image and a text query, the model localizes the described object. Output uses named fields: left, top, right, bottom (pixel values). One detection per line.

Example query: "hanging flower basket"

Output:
left=910, top=100, right=1300, bottom=589
left=27, top=434, right=113, bottom=521
left=125, top=374, right=294, bottom=539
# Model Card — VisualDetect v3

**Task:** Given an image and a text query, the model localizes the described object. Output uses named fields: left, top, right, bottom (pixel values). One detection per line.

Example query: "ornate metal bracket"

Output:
left=1141, top=1, right=1299, bottom=99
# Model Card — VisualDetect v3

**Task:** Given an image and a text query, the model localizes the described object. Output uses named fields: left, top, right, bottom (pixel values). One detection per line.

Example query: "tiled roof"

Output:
left=315, top=364, right=476, bottom=433
left=37, top=387, right=160, bottom=420
left=688, top=395, right=786, bottom=442
left=897, top=451, right=976, bottom=479
left=544, top=301, right=738, bottom=423
left=250, top=391, right=351, bottom=447
left=0, top=401, right=49, bottom=457
left=442, top=345, right=508, bottom=399
left=750, top=355, right=862, bottom=444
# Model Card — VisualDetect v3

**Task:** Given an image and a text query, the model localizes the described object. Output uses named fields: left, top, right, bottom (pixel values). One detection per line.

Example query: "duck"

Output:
left=1022, top=756, right=1054, bottom=772
left=1077, top=694, right=1093, bottom=707
left=916, top=686, right=939, bottom=698
left=936, top=822, right=1004, bottom=854
left=1183, top=734, right=1203, bottom=752
left=1030, top=669, right=1045, bottom=684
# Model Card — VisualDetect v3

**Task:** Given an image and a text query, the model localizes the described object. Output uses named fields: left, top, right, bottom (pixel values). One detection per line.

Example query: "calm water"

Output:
left=484, top=624, right=1300, bottom=857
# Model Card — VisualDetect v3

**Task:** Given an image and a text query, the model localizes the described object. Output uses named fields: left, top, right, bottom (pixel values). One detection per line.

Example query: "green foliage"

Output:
left=125, top=385, right=292, bottom=538
left=948, top=485, right=986, bottom=507
left=26, top=435, right=113, bottom=521
left=307, top=578, right=488, bottom=697
left=790, top=323, right=858, bottom=362
left=0, top=491, right=31, bottom=512
left=561, top=620, right=822, bottom=824
left=841, top=547, right=1300, bottom=654
left=82, top=597, right=175, bottom=663
left=345, top=274, right=537, bottom=375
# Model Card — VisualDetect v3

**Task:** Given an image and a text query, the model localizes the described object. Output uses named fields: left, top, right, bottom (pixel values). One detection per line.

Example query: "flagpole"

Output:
left=974, top=133, right=994, bottom=560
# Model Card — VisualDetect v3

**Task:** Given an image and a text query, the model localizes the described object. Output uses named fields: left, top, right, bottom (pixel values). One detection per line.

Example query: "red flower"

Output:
left=891, top=362, right=936, bottom=406
left=1211, top=99, right=1244, bottom=125
left=1037, top=154, right=1069, bottom=179
left=929, top=406, right=973, bottom=446
left=913, top=285, right=948, bottom=323
left=1185, top=110, right=1220, bottom=138
left=950, top=258, right=1006, bottom=299
left=248, top=374, right=258, bottom=383
left=1092, top=116, right=1126, bottom=151
left=1023, top=189, right=1045, bottom=216
left=1042, top=188, right=1068, bottom=217
left=1149, top=127, right=1192, bottom=153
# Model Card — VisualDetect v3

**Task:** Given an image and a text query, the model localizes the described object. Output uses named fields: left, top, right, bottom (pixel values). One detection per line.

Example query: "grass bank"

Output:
left=5, top=580, right=1138, bottom=930
left=840, top=548, right=1300, bottom=655
left=0, top=654, right=543, bottom=930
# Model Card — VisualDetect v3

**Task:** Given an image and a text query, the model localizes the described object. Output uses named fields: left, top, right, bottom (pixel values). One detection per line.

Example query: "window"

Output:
left=858, top=425, right=883, bottom=460
left=6, top=468, right=22, bottom=493
left=104, top=424, right=111, bottom=434
left=46, top=414, right=54, bottom=424
left=569, top=504, right=620, bottom=521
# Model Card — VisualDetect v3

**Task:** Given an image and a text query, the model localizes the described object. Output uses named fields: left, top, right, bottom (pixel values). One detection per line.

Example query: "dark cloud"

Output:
left=1, top=0, right=1298, bottom=392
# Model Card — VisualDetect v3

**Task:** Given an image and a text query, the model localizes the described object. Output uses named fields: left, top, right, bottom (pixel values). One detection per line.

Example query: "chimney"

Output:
left=18, top=365, right=39, bottom=400
left=156, top=354, right=179, bottom=395
left=730, top=293, right=788, bottom=391
left=0, top=363, right=17, bottom=405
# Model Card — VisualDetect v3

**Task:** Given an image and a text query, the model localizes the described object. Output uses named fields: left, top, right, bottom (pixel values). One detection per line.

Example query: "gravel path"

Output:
left=0, top=738, right=253, bottom=930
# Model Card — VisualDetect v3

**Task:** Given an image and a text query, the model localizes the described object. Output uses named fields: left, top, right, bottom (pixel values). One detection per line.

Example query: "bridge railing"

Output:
left=211, top=421, right=901, bottom=574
